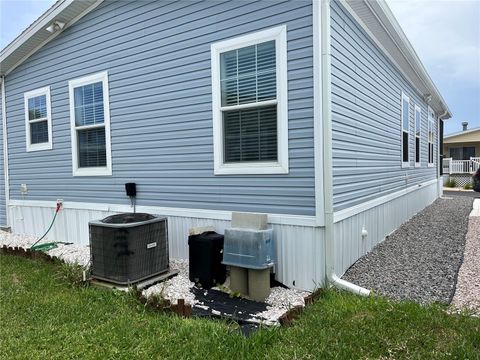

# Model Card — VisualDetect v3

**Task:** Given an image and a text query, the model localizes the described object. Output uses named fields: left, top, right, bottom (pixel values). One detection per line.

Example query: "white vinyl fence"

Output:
left=443, top=157, right=480, bottom=174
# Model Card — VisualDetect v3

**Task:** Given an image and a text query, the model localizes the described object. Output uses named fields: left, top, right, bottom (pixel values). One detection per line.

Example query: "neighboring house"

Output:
left=0, top=0, right=451, bottom=291
left=442, top=124, right=480, bottom=185
left=443, top=125, right=480, bottom=160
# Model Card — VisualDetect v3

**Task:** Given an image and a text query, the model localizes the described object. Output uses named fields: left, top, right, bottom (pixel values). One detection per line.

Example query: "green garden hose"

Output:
left=30, top=203, right=72, bottom=252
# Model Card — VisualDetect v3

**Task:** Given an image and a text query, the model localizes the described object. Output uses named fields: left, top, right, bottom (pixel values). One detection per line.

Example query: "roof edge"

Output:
left=0, top=0, right=103, bottom=76
left=444, top=127, right=480, bottom=139
left=0, top=0, right=73, bottom=61
left=374, top=0, right=452, bottom=119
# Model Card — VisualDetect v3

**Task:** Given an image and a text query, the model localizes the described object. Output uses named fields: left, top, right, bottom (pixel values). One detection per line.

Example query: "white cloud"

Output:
left=387, top=0, right=480, bottom=86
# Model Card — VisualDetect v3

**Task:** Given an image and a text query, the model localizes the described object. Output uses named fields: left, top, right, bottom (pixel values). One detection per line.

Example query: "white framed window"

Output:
left=68, top=71, right=112, bottom=176
left=401, top=92, right=410, bottom=168
left=24, top=86, right=52, bottom=152
left=414, top=104, right=421, bottom=167
left=211, top=26, right=288, bottom=175
left=428, top=107, right=435, bottom=167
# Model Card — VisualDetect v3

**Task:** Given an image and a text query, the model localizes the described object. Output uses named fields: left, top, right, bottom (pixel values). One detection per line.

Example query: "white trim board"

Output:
left=333, top=178, right=438, bottom=223
left=8, top=199, right=317, bottom=227
left=68, top=71, right=112, bottom=177
left=1, top=78, right=9, bottom=226
left=24, top=86, right=53, bottom=152
left=210, top=25, right=289, bottom=175
left=401, top=91, right=410, bottom=168
left=414, top=103, right=421, bottom=167
left=312, top=0, right=325, bottom=226
left=8, top=178, right=439, bottom=227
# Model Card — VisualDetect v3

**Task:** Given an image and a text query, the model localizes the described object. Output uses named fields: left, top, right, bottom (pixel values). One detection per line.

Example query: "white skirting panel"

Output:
left=334, top=180, right=439, bottom=276
left=7, top=203, right=325, bottom=291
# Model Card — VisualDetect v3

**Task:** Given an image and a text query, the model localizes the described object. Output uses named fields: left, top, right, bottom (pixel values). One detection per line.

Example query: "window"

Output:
left=414, top=105, right=421, bottom=166
left=428, top=107, right=435, bottom=166
left=24, top=87, right=52, bottom=152
left=401, top=92, right=410, bottom=167
left=211, top=26, right=288, bottom=175
left=69, top=71, right=112, bottom=176
left=449, top=147, right=475, bottom=160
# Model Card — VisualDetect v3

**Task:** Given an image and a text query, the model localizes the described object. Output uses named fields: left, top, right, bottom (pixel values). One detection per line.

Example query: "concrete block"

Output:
left=231, top=212, right=268, bottom=230
left=248, top=268, right=271, bottom=302
left=188, top=226, right=215, bottom=236
left=229, top=266, right=248, bottom=296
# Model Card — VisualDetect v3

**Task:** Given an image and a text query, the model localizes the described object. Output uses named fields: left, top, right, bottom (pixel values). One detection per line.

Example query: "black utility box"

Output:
left=89, top=213, right=169, bottom=285
left=188, top=231, right=226, bottom=289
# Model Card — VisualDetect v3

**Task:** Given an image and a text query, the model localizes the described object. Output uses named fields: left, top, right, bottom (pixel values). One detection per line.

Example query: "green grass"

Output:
left=1, top=255, right=479, bottom=360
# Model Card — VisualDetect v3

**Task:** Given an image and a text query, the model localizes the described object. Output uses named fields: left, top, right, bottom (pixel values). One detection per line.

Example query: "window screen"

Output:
left=428, top=111, right=435, bottom=164
left=224, top=105, right=277, bottom=163
left=402, top=95, right=410, bottom=164
left=220, top=40, right=278, bottom=163
left=220, top=41, right=276, bottom=106
left=73, top=81, right=106, bottom=168
left=74, top=82, right=104, bottom=126
left=78, top=128, right=106, bottom=167
left=27, top=95, right=49, bottom=145
left=415, top=107, right=421, bottom=163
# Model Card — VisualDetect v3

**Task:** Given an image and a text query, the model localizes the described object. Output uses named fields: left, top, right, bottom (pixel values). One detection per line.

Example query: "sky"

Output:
left=1, top=0, right=479, bottom=135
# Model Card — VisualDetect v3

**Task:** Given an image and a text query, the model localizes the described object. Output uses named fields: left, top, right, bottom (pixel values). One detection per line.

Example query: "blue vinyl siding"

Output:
left=4, top=0, right=315, bottom=216
left=0, top=88, right=5, bottom=226
left=330, top=0, right=437, bottom=210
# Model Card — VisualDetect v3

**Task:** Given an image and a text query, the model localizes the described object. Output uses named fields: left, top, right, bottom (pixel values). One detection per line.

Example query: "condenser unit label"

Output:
left=147, top=242, right=157, bottom=249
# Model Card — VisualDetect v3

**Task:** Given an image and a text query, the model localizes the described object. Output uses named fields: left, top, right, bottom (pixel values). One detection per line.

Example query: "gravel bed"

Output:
left=0, top=231, right=91, bottom=267
left=343, top=196, right=473, bottom=305
left=451, top=203, right=480, bottom=315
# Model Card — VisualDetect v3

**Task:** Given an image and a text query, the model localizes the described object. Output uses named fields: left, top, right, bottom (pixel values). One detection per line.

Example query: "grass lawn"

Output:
left=1, top=255, right=479, bottom=360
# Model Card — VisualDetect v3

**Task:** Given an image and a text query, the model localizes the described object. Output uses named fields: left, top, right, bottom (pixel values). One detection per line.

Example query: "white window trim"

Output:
left=414, top=104, right=421, bottom=168
left=211, top=25, right=289, bottom=175
left=24, top=86, right=53, bottom=152
left=68, top=71, right=112, bottom=177
left=401, top=92, right=410, bottom=168
left=427, top=106, right=435, bottom=168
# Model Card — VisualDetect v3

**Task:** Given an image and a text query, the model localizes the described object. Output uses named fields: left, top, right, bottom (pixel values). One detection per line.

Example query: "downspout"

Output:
left=1, top=76, right=10, bottom=228
left=320, top=0, right=370, bottom=296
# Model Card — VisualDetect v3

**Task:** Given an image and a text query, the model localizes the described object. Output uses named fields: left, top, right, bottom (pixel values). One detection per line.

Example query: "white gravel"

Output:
left=142, top=259, right=198, bottom=306
left=250, top=286, right=309, bottom=325
left=451, top=200, right=480, bottom=316
left=0, top=231, right=90, bottom=267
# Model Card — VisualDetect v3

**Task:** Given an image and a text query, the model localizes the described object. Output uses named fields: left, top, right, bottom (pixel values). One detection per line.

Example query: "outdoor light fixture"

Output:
left=46, top=20, right=65, bottom=33
left=423, top=94, right=432, bottom=103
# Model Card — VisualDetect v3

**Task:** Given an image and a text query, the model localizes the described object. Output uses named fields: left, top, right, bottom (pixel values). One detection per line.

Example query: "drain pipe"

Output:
left=320, top=0, right=370, bottom=296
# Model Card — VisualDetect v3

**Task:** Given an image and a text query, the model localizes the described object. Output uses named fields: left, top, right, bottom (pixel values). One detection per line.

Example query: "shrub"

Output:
left=463, top=182, right=473, bottom=190
left=445, top=178, right=457, bottom=188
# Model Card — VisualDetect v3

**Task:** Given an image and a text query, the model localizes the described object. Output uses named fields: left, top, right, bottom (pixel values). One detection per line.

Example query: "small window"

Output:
left=414, top=105, right=421, bottom=166
left=69, top=71, right=112, bottom=176
left=211, top=26, right=288, bottom=175
left=428, top=107, right=435, bottom=166
left=401, top=92, right=410, bottom=167
left=24, top=87, right=52, bottom=152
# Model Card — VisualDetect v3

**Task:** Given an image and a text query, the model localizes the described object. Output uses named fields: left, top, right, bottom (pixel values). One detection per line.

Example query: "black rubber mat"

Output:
left=191, top=287, right=268, bottom=324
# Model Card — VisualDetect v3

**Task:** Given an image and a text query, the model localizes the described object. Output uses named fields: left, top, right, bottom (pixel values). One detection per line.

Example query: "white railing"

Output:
left=443, top=157, right=480, bottom=174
